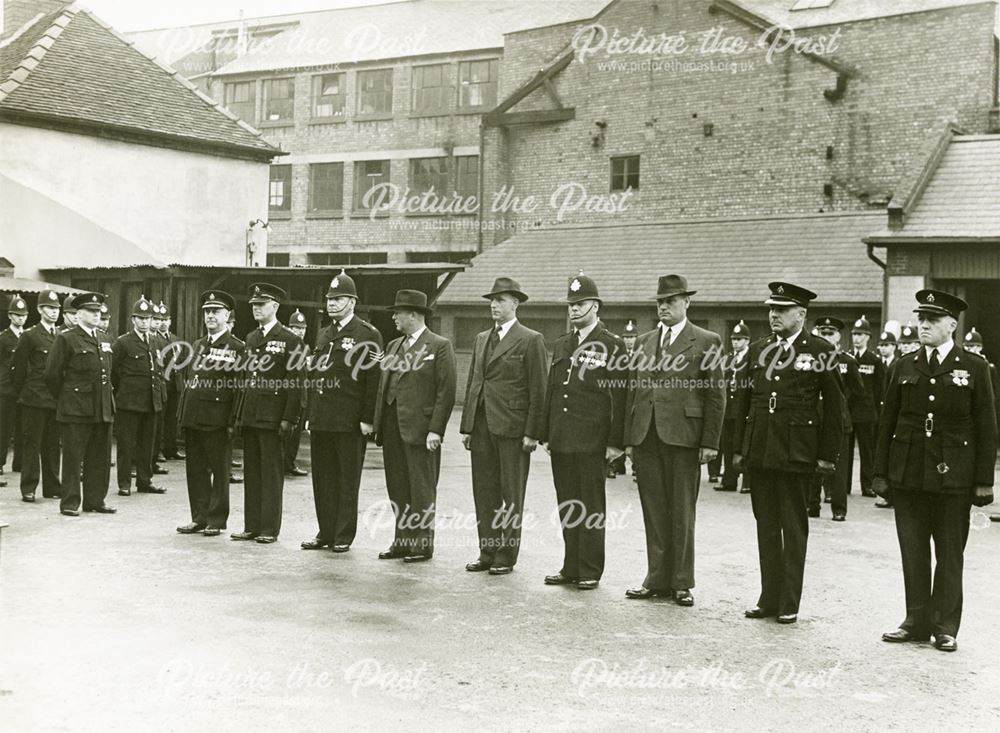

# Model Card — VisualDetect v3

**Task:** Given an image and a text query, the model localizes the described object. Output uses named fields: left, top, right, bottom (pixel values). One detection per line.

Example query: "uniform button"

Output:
left=563, top=394, right=568, bottom=399
left=927, top=412, right=934, bottom=418
left=562, top=407, right=568, bottom=412
left=928, top=395, right=935, bottom=401
left=774, top=376, right=780, bottom=381
left=929, top=378, right=936, bottom=385
left=771, top=391, right=777, bottom=396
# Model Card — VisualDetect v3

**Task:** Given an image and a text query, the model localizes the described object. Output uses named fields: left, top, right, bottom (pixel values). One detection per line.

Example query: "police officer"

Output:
left=284, top=308, right=309, bottom=478
left=732, top=283, right=844, bottom=624
left=231, top=283, right=304, bottom=544
left=0, top=293, right=27, bottom=478
left=303, top=272, right=383, bottom=553
left=45, top=292, right=116, bottom=516
left=878, top=330, right=898, bottom=370
left=158, top=301, right=185, bottom=461
left=608, top=319, right=639, bottom=480
left=98, top=303, right=111, bottom=335
left=11, top=289, right=62, bottom=501
left=539, top=273, right=625, bottom=590
left=962, top=328, right=1000, bottom=420
left=176, top=290, right=244, bottom=536
left=875, top=290, right=996, bottom=652
left=848, top=315, right=883, bottom=497
left=59, top=295, right=78, bottom=332
left=898, top=322, right=920, bottom=356
left=713, top=321, right=752, bottom=492
left=111, top=296, right=165, bottom=496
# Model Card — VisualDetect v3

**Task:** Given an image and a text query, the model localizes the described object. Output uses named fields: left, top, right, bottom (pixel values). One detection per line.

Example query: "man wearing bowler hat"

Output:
left=623, top=274, right=726, bottom=606
left=231, top=283, right=304, bottom=544
left=460, top=276, right=548, bottom=575
left=176, top=290, right=245, bottom=536
left=374, top=289, right=456, bottom=562
left=302, top=271, right=384, bottom=553
left=45, top=292, right=117, bottom=516
left=732, top=282, right=844, bottom=624
left=875, top=290, right=996, bottom=653
left=539, top=273, right=625, bottom=589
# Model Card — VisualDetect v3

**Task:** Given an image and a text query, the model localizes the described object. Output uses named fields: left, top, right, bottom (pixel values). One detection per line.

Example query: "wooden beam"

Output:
left=542, top=78, right=563, bottom=109
left=484, top=108, right=575, bottom=128
left=489, top=50, right=574, bottom=116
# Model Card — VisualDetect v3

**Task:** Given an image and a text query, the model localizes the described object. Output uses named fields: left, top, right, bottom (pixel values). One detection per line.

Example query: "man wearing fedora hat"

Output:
left=373, top=289, right=456, bottom=562
left=460, top=276, right=548, bottom=575
left=0, top=293, right=27, bottom=479
left=231, top=283, right=305, bottom=544
left=538, top=273, right=625, bottom=589
left=623, top=274, right=726, bottom=606
left=302, top=271, right=384, bottom=553
left=874, top=290, right=996, bottom=652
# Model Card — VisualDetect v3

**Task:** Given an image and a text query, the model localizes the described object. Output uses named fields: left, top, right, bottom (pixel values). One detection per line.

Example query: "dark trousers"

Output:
left=242, top=426, right=284, bottom=536
left=808, top=433, right=849, bottom=516
left=633, top=432, right=699, bottom=590
left=162, top=387, right=179, bottom=457
left=116, top=409, right=156, bottom=490
left=470, top=404, right=531, bottom=567
left=310, top=429, right=366, bottom=546
left=59, top=421, right=111, bottom=512
left=284, top=421, right=303, bottom=470
left=848, top=421, right=875, bottom=493
left=153, top=410, right=164, bottom=462
left=892, top=490, right=971, bottom=637
left=184, top=427, right=231, bottom=529
left=381, top=403, right=439, bottom=557
left=19, top=405, right=61, bottom=497
left=718, top=419, right=742, bottom=490
left=551, top=450, right=607, bottom=581
left=749, top=468, right=810, bottom=615
left=1, top=394, right=21, bottom=470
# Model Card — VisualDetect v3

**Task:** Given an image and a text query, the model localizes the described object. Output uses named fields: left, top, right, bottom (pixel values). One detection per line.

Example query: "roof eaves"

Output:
left=886, top=122, right=963, bottom=229
left=0, top=5, right=78, bottom=104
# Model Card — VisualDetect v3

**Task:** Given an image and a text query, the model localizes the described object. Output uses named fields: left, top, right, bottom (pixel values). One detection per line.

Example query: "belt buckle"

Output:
left=924, top=416, right=933, bottom=437
left=767, top=395, right=777, bottom=413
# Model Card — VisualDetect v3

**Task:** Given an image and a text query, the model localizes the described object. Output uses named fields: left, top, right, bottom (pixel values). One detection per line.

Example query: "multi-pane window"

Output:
left=353, top=160, right=390, bottom=210
left=455, top=156, right=478, bottom=201
left=307, top=252, right=388, bottom=266
left=224, top=81, right=255, bottom=121
left=309, top=163, right=344, bottom=212
left=262, top=77, right=295, bottom=122
left=409, top=157, right=450, bottom=197
left=357, top=69, right=393, bottom=115
left=269, top=165, right=292, bottom=212
left=311, top=73, right=345, bottom=118
left=411, top=64, right=450, bottom=113
left=458, top=59, right=498, bottom=108
left=610, top=155, right=640, bottom=191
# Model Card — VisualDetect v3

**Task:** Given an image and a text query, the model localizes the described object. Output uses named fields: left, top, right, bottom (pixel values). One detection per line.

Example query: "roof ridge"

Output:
left=506, top=210, right=884, bottom=234
left=0, top=5, right=79, bottom=104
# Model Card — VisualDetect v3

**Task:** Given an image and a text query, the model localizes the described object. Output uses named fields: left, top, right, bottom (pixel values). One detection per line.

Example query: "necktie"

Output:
left=485, top=325, right=501, bottom=361
left=661, top=328, right=673, bottom=351
left=929, top=349, right=939, bottom=371
left=332, top=321, right=341, bottom=335
left=574, top=329, right=582, bottom=348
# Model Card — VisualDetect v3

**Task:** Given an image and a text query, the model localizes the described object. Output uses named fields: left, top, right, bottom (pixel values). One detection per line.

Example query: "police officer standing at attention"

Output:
left=0, top=293, right=27, bottom=479
left=875, top=290, right=996, bottom=653
left=11, top=290, right=63, bottom=502
left=732, top=283, right=844, bottom=624
left=59, top=295, right=78, bottom=333
left=158, top=301, right=185, bottom=462
left=849, top=316, right=883, bottom=498
left=45, top=292, right=117, bottom=516
left=539, top=273, right=625, bottom=590
left=284, top=308, right=310, bottom=478
left=303, top=272, right=383, bottom=554
left=111, top=296, right=165, bottom=497
left=608, top=319, right=639, bottom=479
left=231, top=283, right=303, bottom=545
left=878, top=331, right=898, bottom=371
left=714, top=321, right=751, bottom=492
left=176, top=291, right=244, bottom=537
left=962, top=328, right=1000, bottom=422
left=898, top=322, right=920, bottom=356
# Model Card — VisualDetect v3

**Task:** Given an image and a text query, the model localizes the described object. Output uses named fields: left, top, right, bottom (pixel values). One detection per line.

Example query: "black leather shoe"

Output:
left=118, top=488, right=131, bottom=496
left=488, top=566, right=512, bottom=575
left=776, top=614, right=798, bottom=624
left=230, top=531, right=257, bottom=541
left=674, top=589, right=694, bottom=606
left=544, top=573, right=575, bottom=585
left=177, top=523, right=206, bottom=534
left=60, top=508, right=80, bottom=517
left=745, top=606, right=777, bottom=619
left=331, top=544, right=350, bottom=553
left=22, top=493, right=35, bottom=503
left=287, top=466, right=308, bottom=477
left=403, top=554, right=432, bottom=563
left=203, top=527, right=222, bottom=536
left=84, top=505, right=117, bottom=514
left=168, top=451, right=186, bottom=460
left=255, top=535, right=277, bottom=544
left=465, top=560, right=492, bottom=572
left=807, top=507, right=820, bottom=518
left=137, top=485, right=166, bottom=494
left=934, top=634, right=958, bottom=652
left=882, top=628, right=929, bottom=643
left=861, top=490, right=876, bottom=498
left=832, top=513, right=846, bottom=522
left=301, top=539, right=329, bottom=550
left=576, top=580, right=599, bottom=590
left=875, top=500, right=893, bottom=509
left=625, top=586, right=662, bottom=600
left=379, top=549, right=406, bottom=560
left=823, top=497, right=831, bottom=503
left=153, top=466, right=169, bottom=475
left=739, top=487, right=751, bottom=494
left=230, top=473, right=243, bottom=483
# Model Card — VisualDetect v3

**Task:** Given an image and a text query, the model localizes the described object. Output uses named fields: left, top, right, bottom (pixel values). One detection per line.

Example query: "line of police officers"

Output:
left=1, top=273, right=996, bottom=652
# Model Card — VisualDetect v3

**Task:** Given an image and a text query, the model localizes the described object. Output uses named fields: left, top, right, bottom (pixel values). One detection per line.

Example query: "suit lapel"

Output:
left=666, top=321, right=696, bottom=358
left=488, top=322, right=520, bottom=365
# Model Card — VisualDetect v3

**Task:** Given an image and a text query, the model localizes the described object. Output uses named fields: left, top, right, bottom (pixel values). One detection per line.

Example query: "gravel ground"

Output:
left=2, top=410, right=999, bottom=732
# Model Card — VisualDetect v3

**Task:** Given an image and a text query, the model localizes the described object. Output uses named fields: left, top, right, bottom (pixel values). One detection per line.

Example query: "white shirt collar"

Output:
left=495, top=318, right=517, bottom=339
left=336, top=313, right=355, bottom=329
left=259, top=319, right=278, bottom=338
left=10, top=325, right=23, bottom=336
left=926, top=340, right=954, bottom=363
left=659, top=319, right=687, bottom=342
left=78, top=323, right=95, bottom=337
left=208, top=330, right=224, bottom=344
left=575, top=320, right=599, bottom=342
left=780, top=329, right=802, bottom=348
left=407, top=325, right=427, bottom=346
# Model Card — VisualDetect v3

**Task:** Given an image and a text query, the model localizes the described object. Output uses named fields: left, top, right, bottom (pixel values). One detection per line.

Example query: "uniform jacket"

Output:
left=374, top=328, right=457, bottom=446
left=161, top=331, right=186, bottom=392
left=12, top=323, right=58, bottom=410
left=850, top=348, right=883, bottom=423
left=235, top=322, right=303, bottom=430
left=731, top=331, right=845, bottom=473
left=112, top=331, right=165, bottom=413
left=875, top=346, right=997, bottom=492
left=624, top=321, right=726, bottom=450
left=308, top=316, right=383, bottom=432
left=0, top=327, right=21, bottom=397
left=539, top=321, right=626, bottom=453
left=835, top=351, right=864, bottom=432
left=723, top=349, right=750, bottom=422
left=460, top=321, right=548, bottom=440
left=177, top=330, right=245, bottom=430
left=44, top=325, right=115, bottom=423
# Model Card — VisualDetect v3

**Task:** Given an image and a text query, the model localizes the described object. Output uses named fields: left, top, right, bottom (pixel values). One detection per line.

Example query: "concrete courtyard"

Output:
left=1, top=410, right=999, bottom=732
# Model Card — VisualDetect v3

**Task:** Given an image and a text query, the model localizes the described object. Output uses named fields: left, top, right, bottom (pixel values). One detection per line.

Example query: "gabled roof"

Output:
left=438, top=212, right=884, bottom=306
left=0, top=4, right=280, bottom=160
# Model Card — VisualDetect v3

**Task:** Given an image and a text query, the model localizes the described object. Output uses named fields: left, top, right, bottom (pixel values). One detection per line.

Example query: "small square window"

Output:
left=610, top=156, right=640, bottom=192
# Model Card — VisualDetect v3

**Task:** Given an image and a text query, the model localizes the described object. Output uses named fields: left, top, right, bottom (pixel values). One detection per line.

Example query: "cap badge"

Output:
left=331, top=277, right=340, bottom=289
left=776, top=285, right=784, bottom=294
left=926, top=294, right=935, bottom=303
left=254, top=286, right=261, bottom=295
left=570, top=279, right=581, bottom=292
left=209, top=293, right=215, bottom=300
left=854, top=319, right=862, bottom=327
left=91, top=295, right=98, bottom=302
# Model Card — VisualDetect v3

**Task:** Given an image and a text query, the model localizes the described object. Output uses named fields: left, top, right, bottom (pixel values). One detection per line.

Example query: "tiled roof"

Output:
left=868, top=135, right=1000, bottom=239
left=0, top=5, right=280, bottom=159
left=438, top=211, right=884, bottom=305
left=738, top=0, right=995, bottom=28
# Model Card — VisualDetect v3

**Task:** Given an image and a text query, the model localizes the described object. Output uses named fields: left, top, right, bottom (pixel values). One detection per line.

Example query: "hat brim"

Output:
left=389, top=304, right=433, bottom=315
left=482, top=290, right=529, bottom=303
left=764, top=296, right=805, bottom=307
left=78, top=304, right=103, bottom=312
left=202, top=302, right=232, bottom=310
left=249, top=296, right=279, bottom=305
left=565, top=295, right=602, bottom=305
left=913, top=304, right=955, bottom=318
left=654, top=289, right=697, bottom=301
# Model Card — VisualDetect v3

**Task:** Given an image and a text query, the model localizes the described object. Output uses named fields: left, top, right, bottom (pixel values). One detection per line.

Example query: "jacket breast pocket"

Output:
left=788, top=418, right=817, bottom=464
left=897, top=373, right=921, bottom=410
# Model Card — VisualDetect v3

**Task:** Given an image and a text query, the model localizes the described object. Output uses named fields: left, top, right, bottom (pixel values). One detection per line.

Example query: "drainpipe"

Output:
left=477, top=121, right=485, bottom=254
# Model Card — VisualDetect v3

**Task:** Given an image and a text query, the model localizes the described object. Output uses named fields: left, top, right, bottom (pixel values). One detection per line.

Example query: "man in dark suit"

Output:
left=111, top=296, right=165, bottom=496
left=231, top=283, right=304, bottom=545
left=45, top=292, right=116, bottom=516
left=284, top=308, right=310, bottom=478
left=539, top=274, right=625, bottom=590
left=11, top=289, right=63, bottom=501
left=875, top=290, right=996, bottom=653
left=850, top=315, right=884, bottom=497
left=460, top=276, right=548, bottom=575
left=623, top=274, right=726, bottom=607
left=176, top=290, right=244, bottom=537
left=302, top=272, right=383, bottom=553
left=732, top=282, right=844, bottom=624
left=374, top=290, right=457, bottom=562
left=714, top=321, right=751, bottom=493
left=1, top=293, right=27, bottom=478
